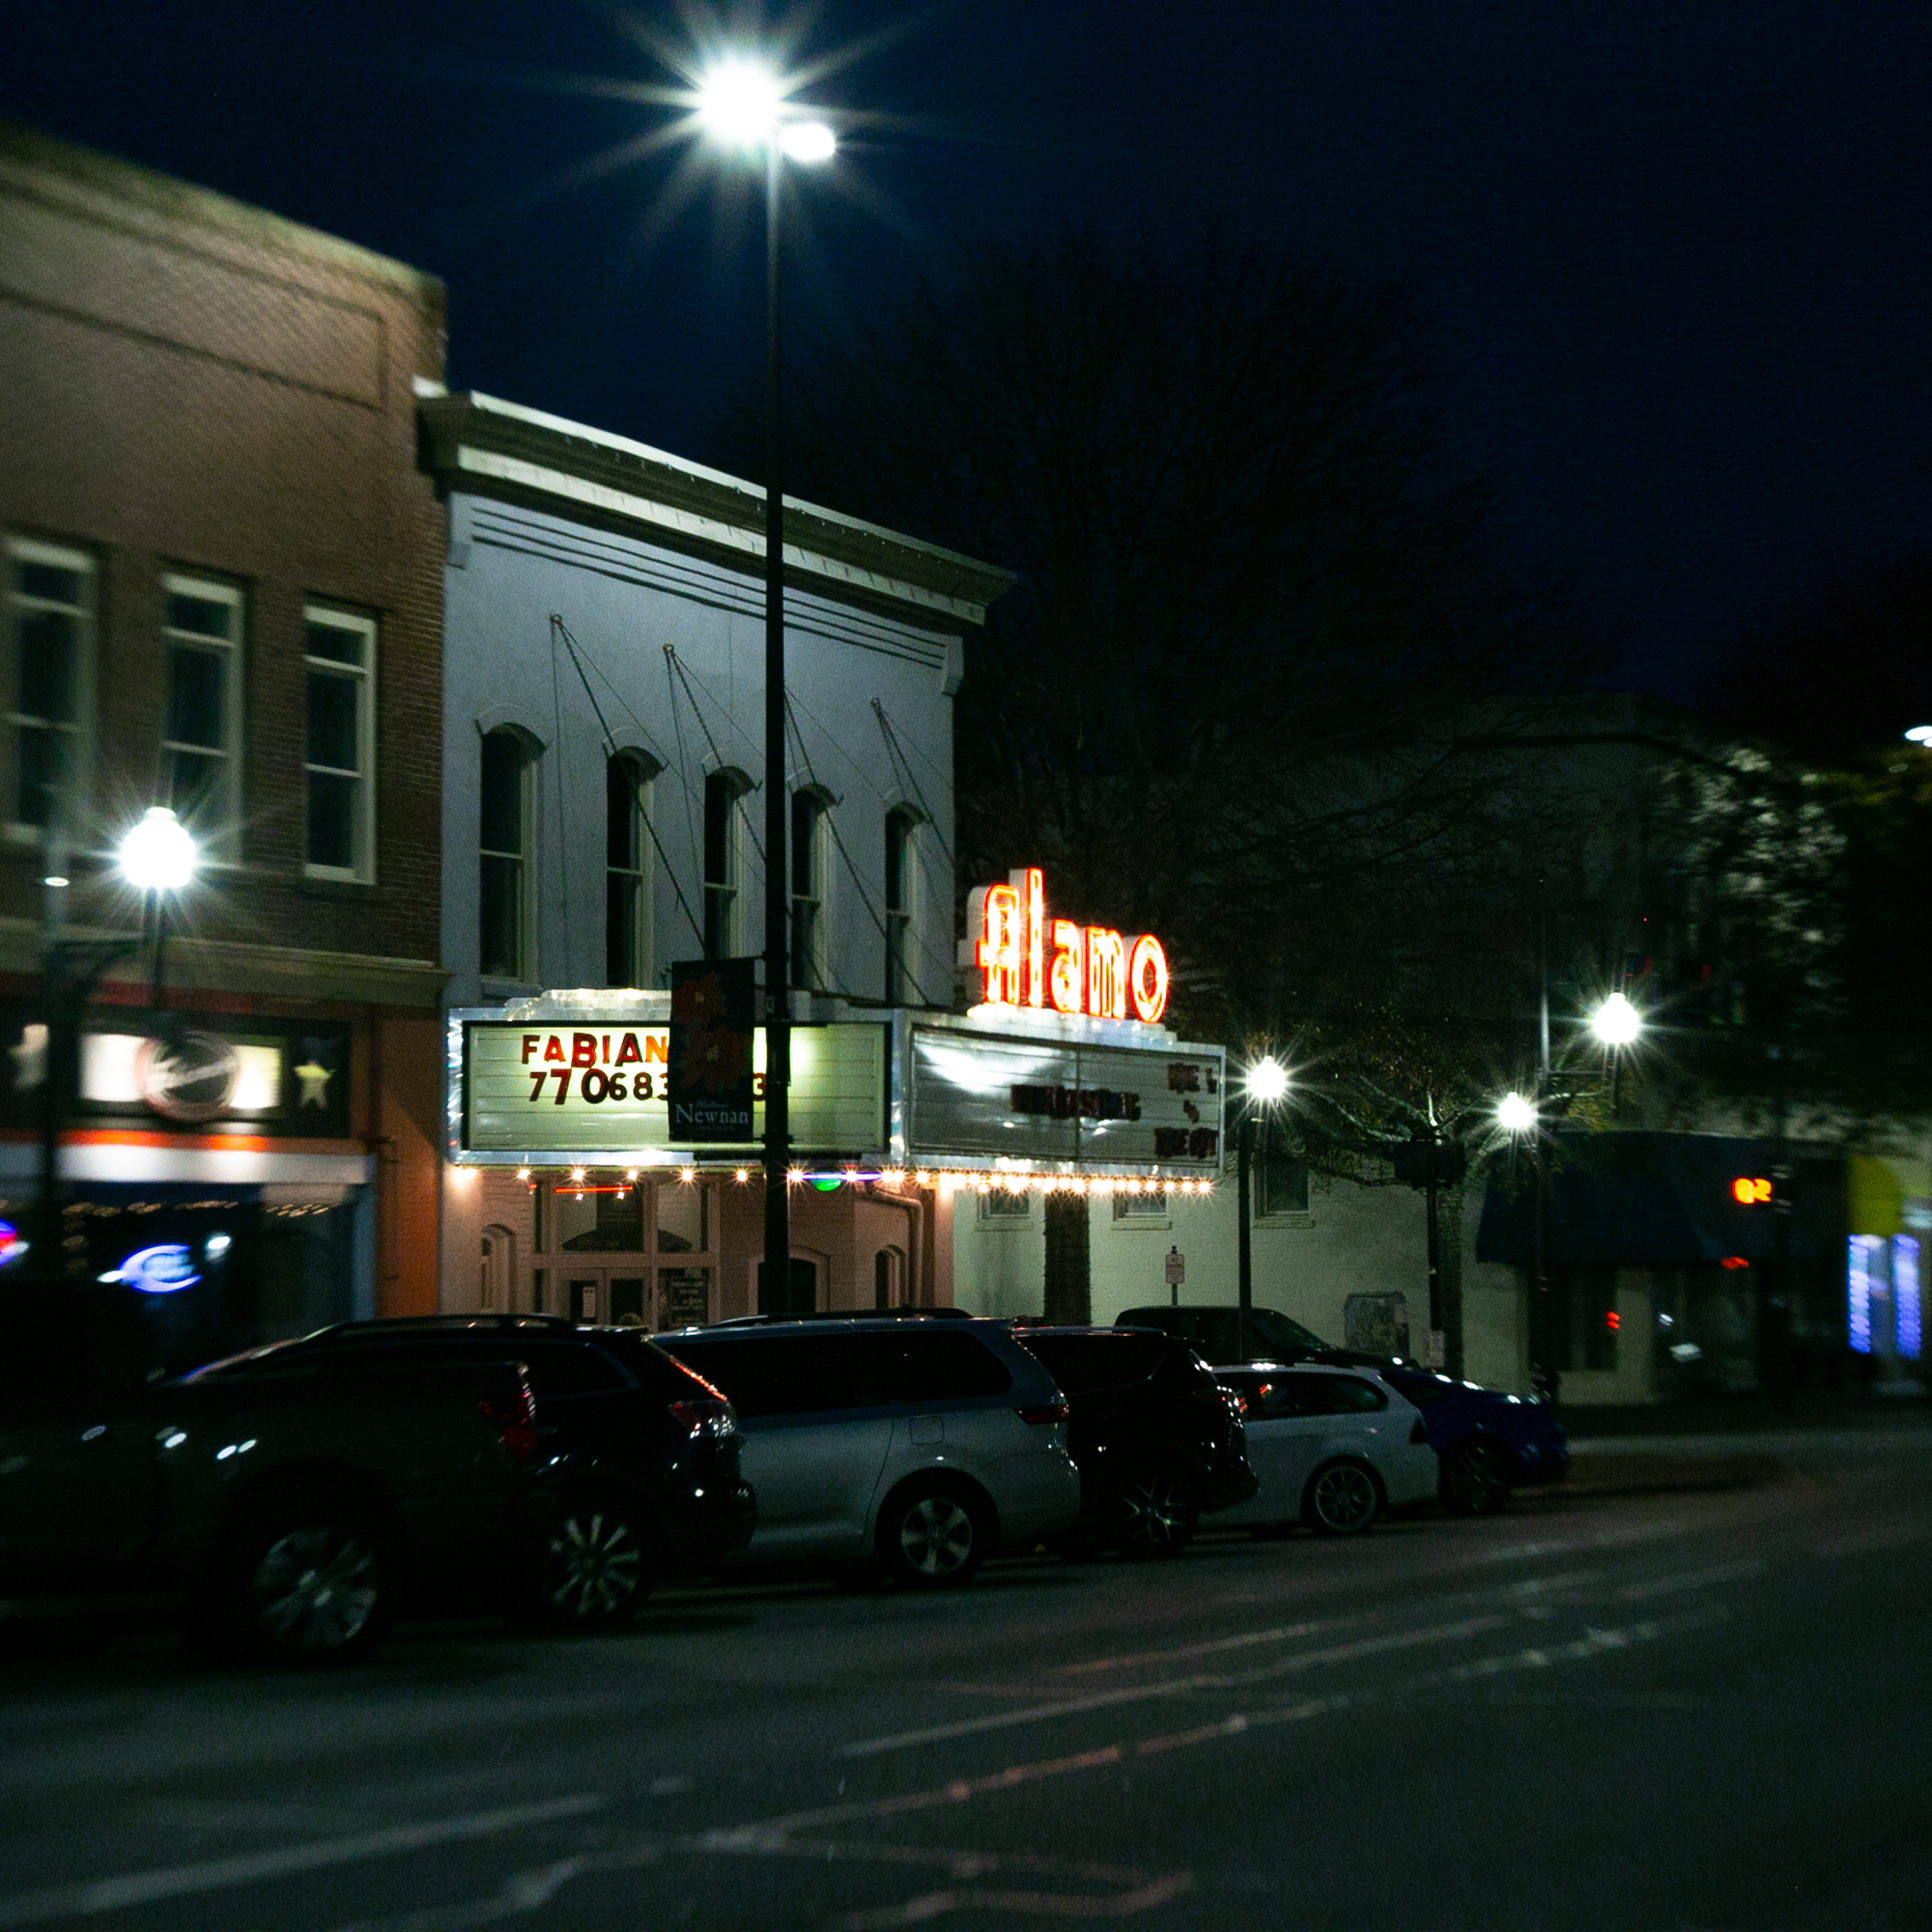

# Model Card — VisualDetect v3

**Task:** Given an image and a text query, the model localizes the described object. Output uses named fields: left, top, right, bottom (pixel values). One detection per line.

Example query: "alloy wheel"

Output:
left=1111, top=1468, right=1197, bottom=1557
left=1309, top=1462, right=1378, bottom=1534
left=1445, top=1439, right=1512, bottom=1516
left=896, top=1495, right=977, bottom=1579
left=250, top=1526, right=381, bottom=1654
left=548, top=1510, right=645, bottom=1623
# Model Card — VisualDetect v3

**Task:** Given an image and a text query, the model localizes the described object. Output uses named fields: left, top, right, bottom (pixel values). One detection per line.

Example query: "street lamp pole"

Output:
left=1236, top=1057, right=1288, bottom=1363
left=760, top=132, right=791, bottom=1305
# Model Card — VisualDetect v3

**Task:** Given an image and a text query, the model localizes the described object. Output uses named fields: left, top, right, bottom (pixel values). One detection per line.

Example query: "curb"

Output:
left=1527, top=1452, right=1784, bottom=1500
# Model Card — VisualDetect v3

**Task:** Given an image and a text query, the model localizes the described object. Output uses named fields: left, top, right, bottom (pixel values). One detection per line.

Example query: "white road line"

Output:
left=1614, top=1558, right=1765, bottom=1601
left=0, top=1794, right=604, bottom=1928
left=1052, top=1617, right=1331, bottom=1677
left=837, top=1614, right=1508, bottom=1758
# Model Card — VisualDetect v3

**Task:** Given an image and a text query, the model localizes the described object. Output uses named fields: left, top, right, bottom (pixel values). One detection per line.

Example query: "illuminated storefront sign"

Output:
left=1731, top=1176, right=1773, bottom=1205
left=963, top=868, right=1169, bottom=1024
left=907, top=1025, right=1223, bottom=1173
left=460, top=1021, right=886, bottom=1156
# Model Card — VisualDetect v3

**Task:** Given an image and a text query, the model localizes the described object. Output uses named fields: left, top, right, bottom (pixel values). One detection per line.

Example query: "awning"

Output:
left=1477, top=1132, right=1844, bottom=1266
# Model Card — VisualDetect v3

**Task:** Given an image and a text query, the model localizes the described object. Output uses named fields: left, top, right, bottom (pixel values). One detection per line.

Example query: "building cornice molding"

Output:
left=419, top=390, right=1014, bottom=632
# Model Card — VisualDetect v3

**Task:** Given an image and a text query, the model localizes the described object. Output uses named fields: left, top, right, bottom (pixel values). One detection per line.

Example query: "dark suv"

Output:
left=1010, top=1326, right=1257, bottom=1558
left=200, top=1316, right=756, bottom=1627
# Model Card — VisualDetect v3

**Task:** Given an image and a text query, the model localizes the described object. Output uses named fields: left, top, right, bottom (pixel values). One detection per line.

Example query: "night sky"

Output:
left=3, top=0, right=1927, bottom=700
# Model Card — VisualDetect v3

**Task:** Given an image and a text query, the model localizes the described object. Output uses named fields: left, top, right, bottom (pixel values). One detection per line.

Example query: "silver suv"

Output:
left=657, top=1318, right=1081, bottom=1588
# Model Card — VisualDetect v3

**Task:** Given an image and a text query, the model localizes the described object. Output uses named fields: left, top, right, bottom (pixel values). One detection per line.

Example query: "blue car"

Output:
left=1378, top=1369, right=1569, bottom=1515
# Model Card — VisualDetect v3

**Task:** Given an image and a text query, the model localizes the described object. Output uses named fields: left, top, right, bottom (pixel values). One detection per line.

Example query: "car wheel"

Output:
left=536, top=1499, right=653, bottom=1631
left=1104, top=1459, right=1200, bottom=1559
left=1304, top=1460, right=1379, bottom=1536
left=1440, top=1437, right=1513, bottom=1517
left=218, top=1506, right=390, bottom=1664
left=879, top=1483, right=988, bottom=1589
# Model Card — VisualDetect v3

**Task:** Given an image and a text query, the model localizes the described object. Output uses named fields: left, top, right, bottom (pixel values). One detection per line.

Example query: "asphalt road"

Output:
left=2, top=1425, right=1929, bottom=1932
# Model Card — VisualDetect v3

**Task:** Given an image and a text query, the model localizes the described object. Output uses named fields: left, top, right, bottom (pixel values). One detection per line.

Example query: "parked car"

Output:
left=1117, top=1303, right=1406, bottom=1369
left=656, top=1318, right=1080, bottom=1588
left=0, top=1281, right=545, bottom=1663
left=1213, top=1362, right=1438, bottom=1535
left=1377, top=1366, right=1570, bottom=1514
left=200, top=1314, right=757, bottom=1626
left=1009, top=1325, right=1258, bottom=1558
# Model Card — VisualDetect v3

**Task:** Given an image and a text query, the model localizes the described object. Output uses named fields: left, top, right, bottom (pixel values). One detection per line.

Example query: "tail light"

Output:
left=478, top=1386, right=537, bottom=1465
left=1408, top=1418, right=1429, bottom=1445
left=1016, top=1401, right=1069, bottom=1425
left=1191, top=1384, right=1242, bottom=1416
left=668, top=1398, right=736, bottom=1440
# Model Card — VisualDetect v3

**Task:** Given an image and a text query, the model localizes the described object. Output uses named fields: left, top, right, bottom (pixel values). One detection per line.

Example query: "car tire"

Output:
left=533, top=1497, right=653, bottom=1632
left=1104, top=1458, right=1200, bottom=1560
left=877, top=1480, right=990, bottom=1590
left=1303, top=1459, right=1380, bottom=1536
left=214, top=1500, right=391, bottom=1665
left=1440, top=1437, right=1513, bottom=1517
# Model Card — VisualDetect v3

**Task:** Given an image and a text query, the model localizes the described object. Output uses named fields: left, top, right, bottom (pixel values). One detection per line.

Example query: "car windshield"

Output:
left=1020, top=1331, right=1168, bottom=1394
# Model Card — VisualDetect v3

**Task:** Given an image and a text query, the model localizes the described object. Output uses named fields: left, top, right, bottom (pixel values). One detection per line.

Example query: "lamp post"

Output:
left=695, top=62, right=837, bottom=1307
left=117, top=806, right=200, bottom=1012
left=1236, top=1056, right=1289, bottom=1362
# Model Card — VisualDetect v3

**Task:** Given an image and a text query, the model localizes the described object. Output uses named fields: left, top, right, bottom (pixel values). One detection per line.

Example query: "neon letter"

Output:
left=1017, top=867, right=1045, bottom=1007
left=1086, top=928, right=1126, bottom=1020
left=1128, top=934, right=1169, bottom=1024
left=970, top=884, right=1023, bottom=1006
left=1049, top=920, right=1086, bottom=1014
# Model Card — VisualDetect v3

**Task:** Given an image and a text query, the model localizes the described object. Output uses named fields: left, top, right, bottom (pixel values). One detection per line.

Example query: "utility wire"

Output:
left=666, top=645, right=766, bottom=872
left=872, top=699, right=955, bottom=867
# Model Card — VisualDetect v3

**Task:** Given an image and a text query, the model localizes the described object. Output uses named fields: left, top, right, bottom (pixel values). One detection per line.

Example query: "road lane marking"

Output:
left=1052, top=1618, right=1331, bottom=1676
left=836, top=1614, right=1508, bottom=1758
left=1615, top=1558, right=1765, bottom=1601
left=1814, top=1520, right=1928, bottom=1559
left=0, top=1794, right=604, bottom=1928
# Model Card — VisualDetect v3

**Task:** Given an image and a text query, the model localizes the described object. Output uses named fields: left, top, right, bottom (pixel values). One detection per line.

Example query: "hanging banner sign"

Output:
left=959, top=868, right=1169, bottom=1024
left=460, top=1021, right=885, bottom=1156
left=668, top=959, right=756, bottom=1141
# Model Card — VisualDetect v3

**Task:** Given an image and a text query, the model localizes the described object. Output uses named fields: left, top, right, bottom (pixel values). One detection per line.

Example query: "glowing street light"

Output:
left=690, top=51, right=838, bottom=1313
left=116, top=806, right=199, bottom=895
left=1589, top=992, right=1642, bottom=1047
left=1905, top=725, right=1932, bottom=746
left=1246, top=1056, right=1289, bottom=1104
left=1496, top=1092, right=1538, bottom=1133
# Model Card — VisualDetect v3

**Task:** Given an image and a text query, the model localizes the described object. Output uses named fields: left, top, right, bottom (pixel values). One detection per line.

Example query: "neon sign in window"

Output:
left=1847, top=1236, right=1876, bottom=1353
left=1896, top=1236, right=1921, bottom=1362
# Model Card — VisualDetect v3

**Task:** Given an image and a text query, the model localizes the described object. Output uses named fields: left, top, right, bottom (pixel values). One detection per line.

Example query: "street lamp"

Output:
left=1236, top=1056, right=1289, bottom=1361
left=694, top=57, right=836, bottom=1310
left=1588, top=992, right=1642, bottom=1047
left=1905, top=725, right=1932, bottom=746
left=117, top=806, right=199, bottom=1011
left=1495, top=1091, right=1538, bottom=1134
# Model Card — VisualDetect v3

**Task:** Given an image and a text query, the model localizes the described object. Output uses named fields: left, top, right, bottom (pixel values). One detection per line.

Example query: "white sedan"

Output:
left=1212, top=1363, right=1438, bottom=1535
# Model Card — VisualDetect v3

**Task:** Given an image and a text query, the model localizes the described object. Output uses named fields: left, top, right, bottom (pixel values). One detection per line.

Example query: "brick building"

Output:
left=0, top=124, right=447, bottom=1357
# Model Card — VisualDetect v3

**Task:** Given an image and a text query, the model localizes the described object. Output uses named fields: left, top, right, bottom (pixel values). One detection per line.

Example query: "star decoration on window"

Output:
left=293, top=1059, right=334, bottom=1107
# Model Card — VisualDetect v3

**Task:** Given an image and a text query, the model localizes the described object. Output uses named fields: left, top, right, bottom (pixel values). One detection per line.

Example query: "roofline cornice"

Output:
left=418, top=389, right=1014, bottom=630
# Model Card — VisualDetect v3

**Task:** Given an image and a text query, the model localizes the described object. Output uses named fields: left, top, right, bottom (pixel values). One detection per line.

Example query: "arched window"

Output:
left=790, top=789, right=829, bottom=990
left=479, top=727, right=532, bottom=979
left=885, top=807, right=919, bottom=1002
left=606, top=751, right=657, bottom=986
left=703, top=769, right=747, bottom=958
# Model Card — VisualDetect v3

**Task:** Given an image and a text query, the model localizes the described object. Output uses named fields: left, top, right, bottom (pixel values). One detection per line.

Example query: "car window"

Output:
left=519, top=1342, right=633, bottom=1398
left=1252, top=1309, right=1332, bottom=1354
left=1273, top=1374, right=1338, bottom=1416
left=854, top=1331, right=1013, bottom=1404
left=658, top=1334, right=859, bottom=1418
left=1326, top=1377, right=1389, bottom=1413
left=1021, top=1332, right=1168, bottom=1394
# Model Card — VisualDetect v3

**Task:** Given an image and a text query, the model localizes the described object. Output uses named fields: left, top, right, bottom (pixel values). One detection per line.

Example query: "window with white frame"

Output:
left=5, top=537, right=95, bottom=838
left=885, top=807, right=918, bottom=1002
left=979, top=1186, right=1031, bottom=1222
left=1258, top=1123, right=1310, bottom=1217
left=606, top=750, right=657, bottom=986
left=703, top=770, right=746, bottom=959
left=303, top=607, right=376, bottom=879
left=790, top=789, right=828, bottom=990
left=479, top=727, right=532, bottom=980
left=162, top=574, right=243, bottom=857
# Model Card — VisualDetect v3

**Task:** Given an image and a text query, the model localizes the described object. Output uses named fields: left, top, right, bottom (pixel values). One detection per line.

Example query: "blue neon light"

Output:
left=1896, top=1236, right=1921, bottom=1362
left=116, top=1244, right=201, bottom=1295
left=1847, top=1236, right=1875, bottom=1352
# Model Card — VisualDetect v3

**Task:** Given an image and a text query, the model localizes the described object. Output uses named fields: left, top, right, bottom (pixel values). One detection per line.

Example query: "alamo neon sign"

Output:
left=962, top=868, right=1170, bottom=1025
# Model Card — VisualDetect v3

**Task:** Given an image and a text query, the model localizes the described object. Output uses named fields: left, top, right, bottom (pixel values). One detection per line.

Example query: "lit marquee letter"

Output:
left=1127, top=933, right=1169, bottom=1023
left=967, top=882, right=1023, bottom=1006
left=1019, top=867, right=1045, bottom=1008
left=1086, top=927, right=1127, bottom=1020
left=1049, top=920, right=1086, bottom=1014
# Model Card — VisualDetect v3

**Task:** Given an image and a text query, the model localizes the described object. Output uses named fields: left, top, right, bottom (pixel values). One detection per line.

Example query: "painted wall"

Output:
left=440, top=492, right=961, bottom=1014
